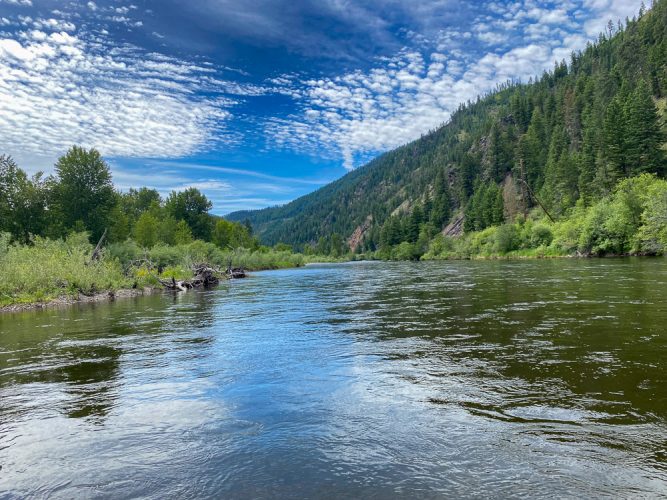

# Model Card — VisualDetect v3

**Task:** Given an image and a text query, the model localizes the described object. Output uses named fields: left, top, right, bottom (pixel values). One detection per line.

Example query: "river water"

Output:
left=0, top=260, right=666, bottom=498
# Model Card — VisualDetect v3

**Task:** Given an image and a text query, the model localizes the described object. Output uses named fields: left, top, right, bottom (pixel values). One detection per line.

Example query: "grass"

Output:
left=0, top=234, right=319, bottom=308
left=0, top=233, right=131, bottom=307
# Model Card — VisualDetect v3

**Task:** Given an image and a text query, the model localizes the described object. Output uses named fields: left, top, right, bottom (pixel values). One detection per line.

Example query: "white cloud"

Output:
left=267, top=0, right=643, bottom=170
left=0, top=26, right=237, bottom=168
left=32, top=18, right=76, bottom=32
left=0, top=0, right=32, bottom=6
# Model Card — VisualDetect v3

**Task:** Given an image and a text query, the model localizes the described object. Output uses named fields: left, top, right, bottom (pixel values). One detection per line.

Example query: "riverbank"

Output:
left=0, top=234, right=322, bottom=312
left=0, top=287, right=160, bottom=313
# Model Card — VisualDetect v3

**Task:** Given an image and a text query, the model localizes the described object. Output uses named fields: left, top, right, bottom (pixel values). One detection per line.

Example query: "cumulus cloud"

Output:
left=0, top=19, right=241, bottom=167
left=268, top=0, right=643, bottom=170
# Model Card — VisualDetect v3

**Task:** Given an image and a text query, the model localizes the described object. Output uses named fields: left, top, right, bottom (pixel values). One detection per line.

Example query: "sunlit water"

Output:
left=1, top=260, right=666, bottom=498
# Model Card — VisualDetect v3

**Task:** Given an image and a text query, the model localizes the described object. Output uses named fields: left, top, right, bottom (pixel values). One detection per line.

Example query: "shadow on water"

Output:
left=0, top=290, right=220, bottom=424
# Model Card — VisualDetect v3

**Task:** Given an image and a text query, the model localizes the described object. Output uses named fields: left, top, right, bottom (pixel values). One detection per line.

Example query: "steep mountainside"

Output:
left=228, top=1, right=667, bottom=251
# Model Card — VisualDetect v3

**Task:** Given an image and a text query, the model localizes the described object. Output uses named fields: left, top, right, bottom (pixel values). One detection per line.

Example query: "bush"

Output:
left=107, top=239, right=143, bottom=267
left=530, top=223, right=553, bottom=248
left=148, top=244, right=185, bottom=268
left=392, top=242, right=420, bottom=261
left=0, top=234, right=129, bottom=306
left=494, top=224, right=520, bottom=253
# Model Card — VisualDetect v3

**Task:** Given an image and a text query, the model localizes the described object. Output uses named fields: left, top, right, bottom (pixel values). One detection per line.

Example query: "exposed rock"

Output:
left=442, top=213, right=465, bottom=237
left=347, top=215, right=373, bottom=252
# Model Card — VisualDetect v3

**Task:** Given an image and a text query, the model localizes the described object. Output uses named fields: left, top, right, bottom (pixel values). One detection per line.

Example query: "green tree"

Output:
left=212, top=219, right=235, bottom=248
left=165, top=188, right=213, bottom=240
left=624, top=79, right=665, bottom=175
left=52, top=146, right=116, bottom=241
left=430, top=170, right=451, bottom=228
left=598, top=96, right=626, bottom=192
left=119, top=187, right=161, bottom=222
left=0, top=156, right=49, bottom=242
left=108, top=205, right=131, bottom=242
left=157, top=216, right=179, bottom=245
left=174, top=220, right=194, bottom=244
left=134, top=212, right=159, bottom=248
left=406, top=205, right=424, bottom=242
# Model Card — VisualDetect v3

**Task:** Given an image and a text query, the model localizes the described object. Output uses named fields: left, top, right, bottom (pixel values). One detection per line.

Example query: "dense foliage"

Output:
left=0, top=147, right=323, bottom=307
left=419, top=174, right=667, bottom=259
left=229, top=1, right=667, bottom=257
left=0, top=233, right=309, bottom=307
left=0, top=147, right=257, bottom=251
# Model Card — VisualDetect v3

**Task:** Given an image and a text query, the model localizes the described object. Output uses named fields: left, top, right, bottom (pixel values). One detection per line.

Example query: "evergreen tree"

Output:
left=624, top=79, right=665, bottom=175
left=597, top=96, right=626, bottom=193
left=430, top=170, right=451, bottom=228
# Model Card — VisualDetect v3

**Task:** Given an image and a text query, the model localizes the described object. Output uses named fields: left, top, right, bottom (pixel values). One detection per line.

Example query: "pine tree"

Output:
left=597, top=95, right=626, bottom=192
left=406, top=205, right=424, bottom=242
left=430, top=170, right=451, bottom=228
left=624, top=79, right=665, bottom=175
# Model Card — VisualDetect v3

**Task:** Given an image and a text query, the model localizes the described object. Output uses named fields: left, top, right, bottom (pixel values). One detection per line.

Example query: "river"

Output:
left=1, top=260, right=666, bottom=498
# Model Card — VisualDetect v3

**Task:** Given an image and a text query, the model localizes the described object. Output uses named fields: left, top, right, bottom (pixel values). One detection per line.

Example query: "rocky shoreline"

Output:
left=0, top=287, right=160, bottom=314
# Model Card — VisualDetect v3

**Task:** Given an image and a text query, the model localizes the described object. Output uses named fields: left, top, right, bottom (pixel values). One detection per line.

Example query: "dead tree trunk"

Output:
left=88, top=228, right=107, bottom=263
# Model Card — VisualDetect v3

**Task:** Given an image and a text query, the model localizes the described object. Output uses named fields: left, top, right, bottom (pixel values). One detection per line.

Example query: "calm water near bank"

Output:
left=1, top=259, right=666, bottom=498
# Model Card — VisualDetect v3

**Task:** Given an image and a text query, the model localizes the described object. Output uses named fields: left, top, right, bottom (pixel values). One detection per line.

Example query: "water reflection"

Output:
left=0, top=260, right=666, bottom=497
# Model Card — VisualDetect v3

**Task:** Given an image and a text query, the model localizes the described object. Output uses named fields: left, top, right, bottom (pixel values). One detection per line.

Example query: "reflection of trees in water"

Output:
left=0, top=290, right=220, bottom=423
left=322, top=261, right=666, bottom=420
left=58, top=344, right=122, bottom=421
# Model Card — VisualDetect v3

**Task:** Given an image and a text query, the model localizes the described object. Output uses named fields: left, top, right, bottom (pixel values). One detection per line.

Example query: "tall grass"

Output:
left=0, top=234, right=317, bottom=308
left=0, top=233, right=131, bottom=306
left=106, top=240, right=306, bottom=271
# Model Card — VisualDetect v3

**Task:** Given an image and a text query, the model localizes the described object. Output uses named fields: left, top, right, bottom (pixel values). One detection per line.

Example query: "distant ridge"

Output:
left=228, top=0, right=667, bottom=251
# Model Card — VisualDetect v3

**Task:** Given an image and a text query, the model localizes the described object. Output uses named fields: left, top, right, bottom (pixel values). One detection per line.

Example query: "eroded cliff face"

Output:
left=347, top=215, right=373, bottom=252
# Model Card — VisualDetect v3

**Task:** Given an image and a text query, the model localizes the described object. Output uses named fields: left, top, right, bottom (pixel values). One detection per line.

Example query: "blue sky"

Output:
left=0, top=0, right=642, bottom=214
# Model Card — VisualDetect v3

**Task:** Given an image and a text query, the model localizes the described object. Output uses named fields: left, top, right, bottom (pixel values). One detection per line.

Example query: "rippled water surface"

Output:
left=1, top=260, right=666, bottom=498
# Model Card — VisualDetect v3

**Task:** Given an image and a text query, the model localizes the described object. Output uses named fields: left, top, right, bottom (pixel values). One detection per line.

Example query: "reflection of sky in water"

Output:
left=1, top=259, right=666, bottom=498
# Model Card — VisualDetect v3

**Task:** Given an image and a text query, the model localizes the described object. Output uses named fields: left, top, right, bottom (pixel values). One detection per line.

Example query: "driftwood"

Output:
left=225, top=259, right=246, bottom=279
left=157, top=262, right=251, bottom=292
left=157, top=261, right=248, bottom=292
left=88, top=228, right=107, bottom=263
left=226, top=266, right=246, bottom=279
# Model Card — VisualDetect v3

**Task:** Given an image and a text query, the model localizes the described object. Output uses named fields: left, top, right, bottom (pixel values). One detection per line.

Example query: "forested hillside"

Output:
left=228, top=0, right=667, bottom=253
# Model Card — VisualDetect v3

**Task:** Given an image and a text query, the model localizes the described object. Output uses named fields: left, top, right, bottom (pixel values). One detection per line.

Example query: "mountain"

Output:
left=228, top=1, right=667, bottom=252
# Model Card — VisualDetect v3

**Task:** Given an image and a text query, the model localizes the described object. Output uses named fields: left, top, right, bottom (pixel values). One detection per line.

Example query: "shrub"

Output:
left=530, top=223, right=554, bottom=248
left=0, top=234, right=129, bottom=306
left=107, top=239, right=143, bottom=267
left=494, top=224, right=520, bottom=254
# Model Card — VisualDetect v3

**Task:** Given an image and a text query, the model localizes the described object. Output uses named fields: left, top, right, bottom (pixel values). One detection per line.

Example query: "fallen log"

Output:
left=226, top=260, right=246, bottom=279
left=157, top=264, right=223, bottom=292
left=227, top=267, right=246, bottom=279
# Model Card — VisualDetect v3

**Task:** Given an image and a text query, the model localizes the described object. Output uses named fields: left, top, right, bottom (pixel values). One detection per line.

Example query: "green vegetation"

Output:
left=0, top=148, right=258, bottom=250
left=3, top=3, right=667, bottom=310
left=229, top=1, right=667, bottom=259
left=0, top=233, right=129, bottom=307
left=420, top=175, right=667, bottom=260
left=0, top=233, right=316, bottom=308
left=0, top=146, right=336, bottom=308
